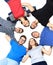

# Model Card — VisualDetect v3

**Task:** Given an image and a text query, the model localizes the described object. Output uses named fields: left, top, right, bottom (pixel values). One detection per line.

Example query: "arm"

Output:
left=5, top=34, right=11, bottom=42
left=47, top=22, right=53, bottom=30
left=42, top=46, right=52, bottom=55
left=22, top=54, right=29, bottom=63
left=22, top=3, right=35, bottom=12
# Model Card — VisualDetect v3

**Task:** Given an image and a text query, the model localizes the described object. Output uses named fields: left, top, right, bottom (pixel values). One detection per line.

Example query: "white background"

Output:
left=0, top=0, right=53, bottom=65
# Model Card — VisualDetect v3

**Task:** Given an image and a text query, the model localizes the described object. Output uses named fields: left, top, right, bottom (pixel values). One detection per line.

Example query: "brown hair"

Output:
left=28, top=38, right=38, bottom=50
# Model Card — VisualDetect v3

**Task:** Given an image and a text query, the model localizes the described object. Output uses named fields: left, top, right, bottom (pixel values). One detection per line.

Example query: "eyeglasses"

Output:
left=20, top=38, right=26, bottom=42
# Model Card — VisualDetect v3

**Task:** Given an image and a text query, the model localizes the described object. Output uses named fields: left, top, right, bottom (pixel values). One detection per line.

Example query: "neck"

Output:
left=32, top=45, right=36, bottom=48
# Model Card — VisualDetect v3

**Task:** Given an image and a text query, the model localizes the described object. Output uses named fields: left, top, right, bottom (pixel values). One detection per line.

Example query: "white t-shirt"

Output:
left=27, top=45, right=45, bottom=64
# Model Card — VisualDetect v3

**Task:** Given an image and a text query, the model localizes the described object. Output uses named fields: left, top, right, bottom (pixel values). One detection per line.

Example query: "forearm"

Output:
left=46, top=47, right=52, bottom=55
left=22, top=3, right=35, bottom=12
left=22, top=54, right=29, bottom=63
left=5, top=34, right=11, bottom=42
left=47, top=22, right=53, bottom=30
left=42, top=47, right=52, bottom=56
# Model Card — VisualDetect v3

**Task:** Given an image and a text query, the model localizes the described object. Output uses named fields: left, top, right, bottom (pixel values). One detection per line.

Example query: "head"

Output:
left=30, top=21, right=38, bottom=29
left=31, top=31, right=40, bottom=38
left=21, top=20, right=30, bottom=27
left=28, top=38, right=38, bottom=50
left=15, top=28, right=23, bottom=33
left=21, top=17, right=30, bottom=27
left=19, top=35, right=27, bottom=45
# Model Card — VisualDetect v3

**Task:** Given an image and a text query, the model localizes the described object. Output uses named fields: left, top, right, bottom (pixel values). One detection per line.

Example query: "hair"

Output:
left=21, top=29, right=24, bottom=33
left=20, top=35, right=27, bottom=42
left=30, top=21, right=38, bottom=29
left=30, top=26, right=35, bottom=29
left=20, top=17, right=30, bottom=27
left=28, top=38, right=38, bottom=50
left=19, top=28, right=24, bottom=33
left=21, top=17, right=28, bottom=24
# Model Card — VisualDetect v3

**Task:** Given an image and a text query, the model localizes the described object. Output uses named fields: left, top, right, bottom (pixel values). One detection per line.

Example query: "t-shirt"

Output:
left=40, top=27, right=53, bottom=46
left=5, top=0, right=24, bottom=19
left=31, top=0, right=53, bottom=26
left=7, top=39, right=26, bottom=64
left=27, top=45, right=45, bottom=64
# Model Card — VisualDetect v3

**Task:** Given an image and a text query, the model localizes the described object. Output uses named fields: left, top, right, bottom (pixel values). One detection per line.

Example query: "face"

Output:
left=19, top=28, right=23, bottom=33
left=31, top=31, right=40, bottom=38
left=19, top=37, right=26, bottom=44
left=15, top=28, right=23, bottom=33
left=30, top=21, right=38, bottom=29
left=29, top=39, right=35, bottom=46
left=22, top=20, right=30, bottom=27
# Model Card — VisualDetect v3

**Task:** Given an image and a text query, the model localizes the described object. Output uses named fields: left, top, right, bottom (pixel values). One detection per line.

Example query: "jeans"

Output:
left=0, top=58, right=19, bottom=65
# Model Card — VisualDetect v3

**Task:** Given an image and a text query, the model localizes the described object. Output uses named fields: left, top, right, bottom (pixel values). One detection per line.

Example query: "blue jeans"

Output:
left=0, top=58, right=19, bottom=65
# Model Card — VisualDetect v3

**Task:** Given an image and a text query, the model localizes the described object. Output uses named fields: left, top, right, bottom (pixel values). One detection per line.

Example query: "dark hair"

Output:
left=30, top=26, right=35, bottom=29
left=21, top=17, right=28, bottom=24
left=20, top=35, right=27, bottom=42
left=21, top=21, right=29, bottom=27
left=19, top=28, right=24, bottom=33
left=20, top=17, right=30, bottom=27
left=28, top=38, right=38, bottom=50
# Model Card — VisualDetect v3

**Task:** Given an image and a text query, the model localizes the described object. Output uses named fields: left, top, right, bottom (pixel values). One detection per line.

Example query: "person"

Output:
left=31, top=27, right=53, bottom=46
left=0, top=17, right=23, bottom=38
left=22, top=38, right=52, bottom=65
left=4, top=0, right=30, bottom=27
left=22, top=0, right=53, bottom=29
left=6, top=7, right=30, bottom=23
left=30, top=19, right=38, bottom=29
left=31, top=31, right=40, bottom=38
left=0, top=35, right=27, bottom=65
left=7, top=12, right=30, bottom=27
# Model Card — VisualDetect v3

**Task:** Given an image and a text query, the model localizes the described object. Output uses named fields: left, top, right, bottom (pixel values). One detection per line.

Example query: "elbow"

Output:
left=22, top=60, right=25, bottom=63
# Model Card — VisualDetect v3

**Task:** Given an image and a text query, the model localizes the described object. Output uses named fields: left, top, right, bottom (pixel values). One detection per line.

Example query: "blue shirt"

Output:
left=7, top=39, right=26, bottom=63
left=40, top=27, right=53, bottom=46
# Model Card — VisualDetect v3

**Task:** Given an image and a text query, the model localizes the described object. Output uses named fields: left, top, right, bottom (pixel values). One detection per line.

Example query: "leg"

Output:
left=7, top=58, right=18, bottom=65
left=0, top=25, right=14, bottom=38
left=0, top=58, right=7, bottom=65
left=0, top=17, right=15, bottom=38
left=7, top=12, right=18, bottom=23
left=0, top=17, right=23, bottom=38
left=0, top=17, right=15, bottom=28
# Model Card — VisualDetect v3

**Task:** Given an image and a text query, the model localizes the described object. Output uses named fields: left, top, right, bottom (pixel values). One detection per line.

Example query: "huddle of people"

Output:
left=0, top=0, right=53, bottom=65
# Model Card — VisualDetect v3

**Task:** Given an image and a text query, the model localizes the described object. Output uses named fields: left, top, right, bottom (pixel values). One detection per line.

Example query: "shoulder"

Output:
left=38, top=45, right=43, bottom=49
left=21, top=45, right=26, bottom=50
left=10, top=39, right=19, bottom=45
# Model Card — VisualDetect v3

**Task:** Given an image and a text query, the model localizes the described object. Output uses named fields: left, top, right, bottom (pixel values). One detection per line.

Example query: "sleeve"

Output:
left=31, top=6, right=37, bottom=16
left=10, top=39, right=15, bottom=45
left=7, top=0, right=24, bottom=19
left=27, top=51, right=30, bottom=56
left=39, top=45, right=43, bottom=49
